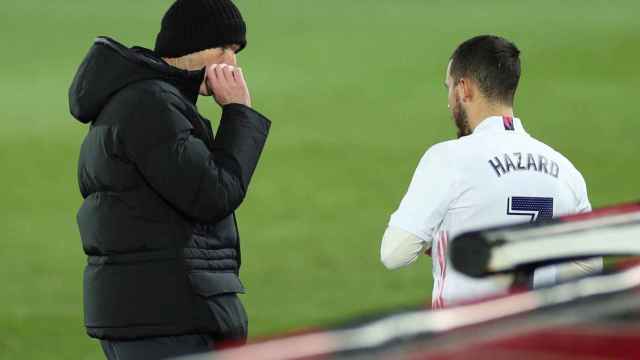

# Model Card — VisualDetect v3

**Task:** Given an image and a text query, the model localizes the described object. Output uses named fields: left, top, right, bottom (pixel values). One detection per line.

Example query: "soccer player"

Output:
left=380, top=35, right=601, bottom=309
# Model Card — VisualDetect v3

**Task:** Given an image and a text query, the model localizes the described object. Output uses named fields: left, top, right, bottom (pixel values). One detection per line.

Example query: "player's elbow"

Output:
left=381, top=258, right=404, bottom=270
left=380, top=227, right=417, bottom=270
left=380, top=249, right=407, bottom=270
left=190, top=175, right=247, bottom=223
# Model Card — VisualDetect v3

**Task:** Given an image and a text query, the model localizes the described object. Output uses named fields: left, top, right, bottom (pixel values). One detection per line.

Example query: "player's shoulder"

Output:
left=415, top=140, right=463, bottom=174
left=422, top=139, right=459, bottom=161
left=425, top=136, right=484, bottom=162
left=528, top=136, right=586, bottom=183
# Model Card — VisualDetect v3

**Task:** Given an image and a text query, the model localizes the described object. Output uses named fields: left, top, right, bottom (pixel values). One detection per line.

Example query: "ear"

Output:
left=457, top=78, right=475, bottom=103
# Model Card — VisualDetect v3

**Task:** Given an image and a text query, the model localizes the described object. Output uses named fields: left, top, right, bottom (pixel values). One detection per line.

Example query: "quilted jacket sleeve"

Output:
left=121, top=88, right=271, bottom=223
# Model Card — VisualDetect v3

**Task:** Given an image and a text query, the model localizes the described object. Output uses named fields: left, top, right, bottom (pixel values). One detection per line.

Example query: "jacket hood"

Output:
left=69, top=36, right=205, bottom=124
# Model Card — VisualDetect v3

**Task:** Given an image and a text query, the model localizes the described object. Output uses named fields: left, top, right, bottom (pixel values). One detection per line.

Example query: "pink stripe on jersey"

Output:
left=502, top=115, right=515, bottom=130
left=432, top=231, right=449, bottom=310
left=439, top=232, right=448, bottom=305
left=432, top=235, right=445, bottom=309
left=433, top=233, right=443, bottom=308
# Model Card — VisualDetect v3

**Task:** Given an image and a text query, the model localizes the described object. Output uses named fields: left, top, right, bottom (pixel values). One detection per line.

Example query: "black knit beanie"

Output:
left=154, top=0, right=246, bottom=58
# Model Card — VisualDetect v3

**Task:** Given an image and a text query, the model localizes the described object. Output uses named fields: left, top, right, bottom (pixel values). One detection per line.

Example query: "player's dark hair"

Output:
left=450, top=35, right=521, bottom=105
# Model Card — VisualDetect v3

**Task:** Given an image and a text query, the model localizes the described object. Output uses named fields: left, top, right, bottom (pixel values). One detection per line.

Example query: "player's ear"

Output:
left=457, top=78, right=472, bottom=103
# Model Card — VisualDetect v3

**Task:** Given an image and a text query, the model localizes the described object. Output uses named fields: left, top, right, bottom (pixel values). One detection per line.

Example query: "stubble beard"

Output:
left=453, top=95, right=471, bottom=138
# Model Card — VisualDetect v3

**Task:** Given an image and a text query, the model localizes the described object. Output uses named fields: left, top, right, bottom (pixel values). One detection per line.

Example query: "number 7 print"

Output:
left=507, top=196, right=554, bottom=223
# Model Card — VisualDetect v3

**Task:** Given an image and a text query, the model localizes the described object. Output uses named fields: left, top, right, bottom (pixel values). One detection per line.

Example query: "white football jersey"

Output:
left=388, top=116, right=591, bottom=308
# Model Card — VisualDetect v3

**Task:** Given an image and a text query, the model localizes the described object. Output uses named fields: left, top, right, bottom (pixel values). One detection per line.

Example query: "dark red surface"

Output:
left=411, top=325, right=640, bottom=360
left=560, top=202, right=640, bottom=223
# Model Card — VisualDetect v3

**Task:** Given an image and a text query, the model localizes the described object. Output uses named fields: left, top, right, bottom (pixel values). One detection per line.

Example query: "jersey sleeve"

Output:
left=388, top=144, right=456, bottom=246
left=380, top=226, right=427, bottom=270
left=573, top=168, right=591, bottom=213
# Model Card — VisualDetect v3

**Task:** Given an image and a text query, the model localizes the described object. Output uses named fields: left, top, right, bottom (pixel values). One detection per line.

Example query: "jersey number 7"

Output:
left=507, top=196, right=554, bottom=223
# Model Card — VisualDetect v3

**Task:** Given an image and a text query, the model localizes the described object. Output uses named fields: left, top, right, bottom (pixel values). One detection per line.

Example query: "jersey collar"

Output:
left=472, top=116, right=527, bottom=135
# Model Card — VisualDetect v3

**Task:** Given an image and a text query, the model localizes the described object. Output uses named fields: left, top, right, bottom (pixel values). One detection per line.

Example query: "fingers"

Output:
left=205, top=63, right=251, bottom=107
left=233, top=67, right=246, bottom=87
left=218, top=64, right=234, bottom=85
left=209, top=63, right=244, bottom=85
left=207, top=64, right=234, bottom=95
left=206, top=64, right=221, bottom=94
left=214, top=64, right=230, bottom=88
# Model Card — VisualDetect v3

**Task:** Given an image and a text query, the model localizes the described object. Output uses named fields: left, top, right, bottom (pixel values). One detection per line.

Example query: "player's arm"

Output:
left=380, top=226, right=428, bottom=270
left=381, top=144, right=455, bottom=270
left=556, top=258, right=602, bottom=281
left=562, top=169, right=603, bottom=278
left=547, top=168, right=602, bottom=283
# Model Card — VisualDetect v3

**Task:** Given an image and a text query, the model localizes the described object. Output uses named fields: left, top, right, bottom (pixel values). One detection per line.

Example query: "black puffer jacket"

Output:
left=69, top=37, right=270, bottom=340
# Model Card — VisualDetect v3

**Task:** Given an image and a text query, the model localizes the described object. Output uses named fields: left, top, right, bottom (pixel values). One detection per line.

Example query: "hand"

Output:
left=205, top=64, right=252, bottom=108
left=425, top=247, right=432, bottom=257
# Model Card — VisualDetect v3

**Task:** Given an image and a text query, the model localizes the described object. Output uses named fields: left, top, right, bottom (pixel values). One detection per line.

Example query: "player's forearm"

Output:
left=380, top=226, right=427, bottom=270
left=556, top=257, right=603, bottom=281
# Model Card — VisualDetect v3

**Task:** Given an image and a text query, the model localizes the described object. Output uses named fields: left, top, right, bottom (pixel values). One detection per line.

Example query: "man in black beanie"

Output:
left=68, top=0, right=270, bottom=358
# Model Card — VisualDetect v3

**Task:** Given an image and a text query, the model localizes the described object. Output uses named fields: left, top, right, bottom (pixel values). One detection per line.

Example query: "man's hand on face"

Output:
left=205, top=64, right=252, bottom=108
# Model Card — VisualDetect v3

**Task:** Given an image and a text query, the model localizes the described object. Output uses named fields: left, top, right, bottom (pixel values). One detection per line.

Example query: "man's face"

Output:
left=199, top=44, right=241, bottom=95
left=445, top=61, right=471, bottom=138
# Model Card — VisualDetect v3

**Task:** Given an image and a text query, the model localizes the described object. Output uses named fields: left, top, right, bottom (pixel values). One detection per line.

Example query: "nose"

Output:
left=223, top=49, right=237, bottom=66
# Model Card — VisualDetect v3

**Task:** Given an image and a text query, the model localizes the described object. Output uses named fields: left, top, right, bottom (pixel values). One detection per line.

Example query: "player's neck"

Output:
left=468, top=102, right=514, bottom=131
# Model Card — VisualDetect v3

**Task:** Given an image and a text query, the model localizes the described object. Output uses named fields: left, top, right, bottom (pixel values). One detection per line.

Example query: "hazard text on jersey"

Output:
left=488, top=152, right=559, bottom=178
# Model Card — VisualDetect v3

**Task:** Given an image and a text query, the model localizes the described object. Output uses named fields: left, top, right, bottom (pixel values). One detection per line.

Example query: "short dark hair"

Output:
left=450, top=35, right=521, bottom=105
